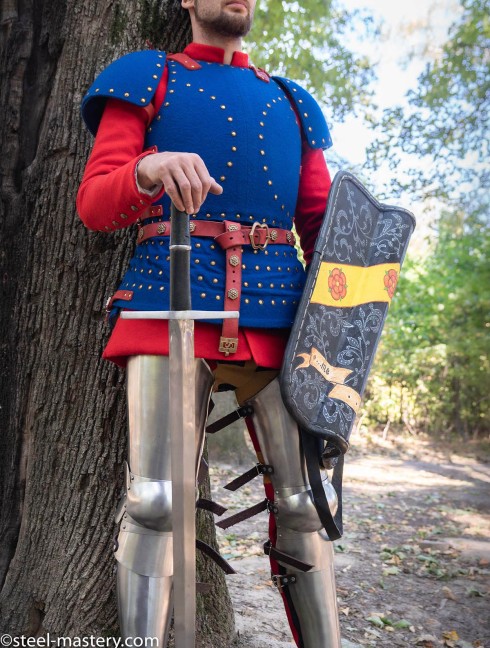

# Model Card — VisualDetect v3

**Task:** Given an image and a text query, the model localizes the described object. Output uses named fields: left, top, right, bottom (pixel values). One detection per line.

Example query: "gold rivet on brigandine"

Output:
left=124, top=92, right=130, bottom=97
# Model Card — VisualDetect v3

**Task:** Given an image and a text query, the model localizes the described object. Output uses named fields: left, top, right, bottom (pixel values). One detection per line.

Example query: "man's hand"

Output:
left=137, top=151, right=223, bottom=214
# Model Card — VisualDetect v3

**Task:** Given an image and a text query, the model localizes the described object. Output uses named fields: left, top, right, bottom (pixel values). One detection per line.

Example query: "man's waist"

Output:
left=136, top=217, right=296, bottom=250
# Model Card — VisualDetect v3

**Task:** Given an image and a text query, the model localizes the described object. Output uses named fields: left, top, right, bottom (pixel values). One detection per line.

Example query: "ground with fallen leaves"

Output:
left=207, top=427, right=490, bottom=648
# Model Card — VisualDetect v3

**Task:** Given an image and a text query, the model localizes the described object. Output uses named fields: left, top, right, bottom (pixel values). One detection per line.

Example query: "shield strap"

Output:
left=300, top=429, right=344, bottom=541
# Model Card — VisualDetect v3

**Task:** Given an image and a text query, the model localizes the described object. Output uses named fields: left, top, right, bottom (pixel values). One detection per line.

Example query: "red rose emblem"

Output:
left=328, top=267, right=347, bottom=301
left=384, top=268, right=398, bottom=299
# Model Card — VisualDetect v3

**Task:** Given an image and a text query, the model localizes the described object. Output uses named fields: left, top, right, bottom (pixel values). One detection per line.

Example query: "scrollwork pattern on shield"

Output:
left=292, top=303, right=384, bottom=439
left=325, top=182, right=411, bottom=265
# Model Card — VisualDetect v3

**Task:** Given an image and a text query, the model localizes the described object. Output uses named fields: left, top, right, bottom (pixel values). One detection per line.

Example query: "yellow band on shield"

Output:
left=311, top=262, right=401, bottom=308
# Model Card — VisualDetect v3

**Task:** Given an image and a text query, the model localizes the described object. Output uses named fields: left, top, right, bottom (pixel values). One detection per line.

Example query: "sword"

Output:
left=121, top=204, right=238, bottom=648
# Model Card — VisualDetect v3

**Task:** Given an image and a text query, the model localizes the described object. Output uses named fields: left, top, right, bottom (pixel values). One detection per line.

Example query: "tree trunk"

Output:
left=0, top=0, right=235, bottom=644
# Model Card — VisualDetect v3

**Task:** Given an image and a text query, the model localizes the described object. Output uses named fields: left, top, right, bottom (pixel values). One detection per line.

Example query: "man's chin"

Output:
left=197, top=8, right=253, bottom=38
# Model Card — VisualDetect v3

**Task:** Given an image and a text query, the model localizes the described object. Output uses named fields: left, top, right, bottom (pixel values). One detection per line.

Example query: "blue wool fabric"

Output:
left=82, top=51, right=332, bottom=328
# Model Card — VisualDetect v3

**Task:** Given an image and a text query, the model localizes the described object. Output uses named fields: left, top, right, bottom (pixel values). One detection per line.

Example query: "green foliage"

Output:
left=366, top=212, right=490, bottom=437
left=245, top=0, right=377, bottom=120
left=367, top=0, right=489, bottom=209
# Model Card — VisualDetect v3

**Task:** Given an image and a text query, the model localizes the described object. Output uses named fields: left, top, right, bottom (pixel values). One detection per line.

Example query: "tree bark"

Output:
left=0, top=0, right=234, bottom=644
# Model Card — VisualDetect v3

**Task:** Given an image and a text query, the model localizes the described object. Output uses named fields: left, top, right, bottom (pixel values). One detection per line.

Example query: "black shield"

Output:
left=280, top=171, right=415, bottom=453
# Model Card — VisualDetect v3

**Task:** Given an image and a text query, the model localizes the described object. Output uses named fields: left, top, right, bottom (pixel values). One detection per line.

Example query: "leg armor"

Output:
left=114, top=355, right=213, bottom=646
left=248, top=378, right=341, bottom=648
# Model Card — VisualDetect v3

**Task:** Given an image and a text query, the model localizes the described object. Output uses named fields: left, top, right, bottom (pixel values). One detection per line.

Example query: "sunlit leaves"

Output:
left=245, top=0, right=377, bottom=120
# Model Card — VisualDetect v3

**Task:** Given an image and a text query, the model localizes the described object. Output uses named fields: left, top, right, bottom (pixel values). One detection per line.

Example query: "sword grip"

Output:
left=170, top=203, right=192, bottom=311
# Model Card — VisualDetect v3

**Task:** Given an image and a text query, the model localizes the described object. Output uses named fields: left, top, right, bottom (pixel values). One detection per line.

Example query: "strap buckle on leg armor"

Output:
left=272, top=574, right=297, bottom=592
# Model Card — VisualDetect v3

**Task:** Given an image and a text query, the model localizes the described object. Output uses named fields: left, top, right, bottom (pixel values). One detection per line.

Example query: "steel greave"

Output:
left=115, top=355, right=213, bottom=646
left=249, top=378, right=341, bottom=648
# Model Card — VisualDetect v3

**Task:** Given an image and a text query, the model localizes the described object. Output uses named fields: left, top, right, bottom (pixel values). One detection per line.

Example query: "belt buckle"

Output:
left=249, top=222, right=269, bottom=250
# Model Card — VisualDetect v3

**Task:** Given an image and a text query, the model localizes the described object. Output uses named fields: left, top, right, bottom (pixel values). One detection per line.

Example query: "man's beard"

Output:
left=194, top=1, right=253, bottom=38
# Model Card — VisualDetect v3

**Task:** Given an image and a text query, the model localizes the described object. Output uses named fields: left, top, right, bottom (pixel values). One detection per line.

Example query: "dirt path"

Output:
left=209, top=435, right=490, bottom=648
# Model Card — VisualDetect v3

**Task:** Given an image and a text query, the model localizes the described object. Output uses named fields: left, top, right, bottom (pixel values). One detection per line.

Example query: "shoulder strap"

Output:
left=272, top=76, right=332, bottom=150
left=81, top=50, right=167, bottom=136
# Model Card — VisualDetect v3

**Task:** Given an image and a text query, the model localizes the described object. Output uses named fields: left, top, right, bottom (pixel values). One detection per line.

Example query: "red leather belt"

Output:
left=136, top=219, right=296, bottom=248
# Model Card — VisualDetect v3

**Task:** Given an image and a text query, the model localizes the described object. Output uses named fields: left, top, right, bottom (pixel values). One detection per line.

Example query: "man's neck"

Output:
left=190, top=26, right=242, bottom=64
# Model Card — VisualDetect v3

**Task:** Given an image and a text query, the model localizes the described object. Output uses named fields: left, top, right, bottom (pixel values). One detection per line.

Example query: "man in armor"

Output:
left=78, top=0, right=340, bottom=645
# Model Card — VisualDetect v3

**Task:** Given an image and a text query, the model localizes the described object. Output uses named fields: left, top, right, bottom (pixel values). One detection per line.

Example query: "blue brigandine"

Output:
left=272, top=76, right=332, bottom=150
left=81, top=50, right=167, bottom=136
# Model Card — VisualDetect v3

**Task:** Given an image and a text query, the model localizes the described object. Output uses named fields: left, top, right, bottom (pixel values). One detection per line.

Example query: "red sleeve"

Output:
left=76, top=68, right=168, bottom=232
left=294, top=142, right=332, bottom=265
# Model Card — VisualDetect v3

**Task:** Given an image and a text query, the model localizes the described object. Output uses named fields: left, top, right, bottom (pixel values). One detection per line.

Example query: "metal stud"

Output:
left=229, top=255, right=239, bottom=267
left=189, top=222, right=196, bottom=232
left=227, top=288, right=238, bottom=300
left=157, top=223, right=166, bottom=234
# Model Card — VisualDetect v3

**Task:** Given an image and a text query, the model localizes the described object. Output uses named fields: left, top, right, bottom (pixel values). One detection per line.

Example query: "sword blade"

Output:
left=169, top=317, right=196, bottom=648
